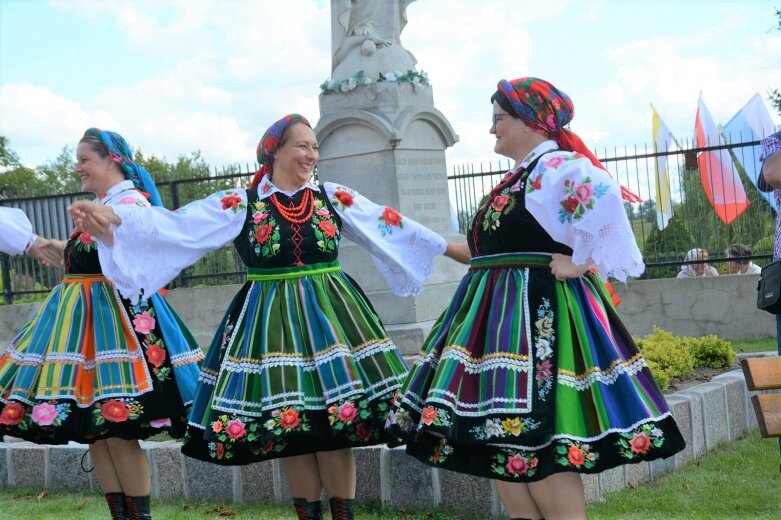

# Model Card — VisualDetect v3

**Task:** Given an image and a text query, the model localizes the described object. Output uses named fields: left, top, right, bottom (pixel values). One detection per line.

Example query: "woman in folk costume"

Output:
left=0, top=206, right=64, bottom=266
left=69, top=114, right=458, bottom=520
left=0, top=129, right=204, bottom=520
left=386, top=78, right=685, bottom=520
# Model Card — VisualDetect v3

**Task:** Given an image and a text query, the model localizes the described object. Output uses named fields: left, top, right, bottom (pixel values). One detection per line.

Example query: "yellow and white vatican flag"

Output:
left=650, top=104, right=676, bottom=230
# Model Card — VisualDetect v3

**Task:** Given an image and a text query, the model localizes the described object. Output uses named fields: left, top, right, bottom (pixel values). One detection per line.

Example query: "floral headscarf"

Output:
left=497, top=77, right=573, bottom=137
left=496, top=77, right=641, bottom=203
left=250, top=114, right=311, bottom=189
left=83, top=128, right=163, bottom=207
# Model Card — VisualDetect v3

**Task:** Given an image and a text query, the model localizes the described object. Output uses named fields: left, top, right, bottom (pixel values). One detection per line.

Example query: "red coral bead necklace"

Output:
left=270, top=189, right=314, bottom=224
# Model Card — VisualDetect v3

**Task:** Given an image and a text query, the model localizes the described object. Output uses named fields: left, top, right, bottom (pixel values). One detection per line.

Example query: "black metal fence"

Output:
left=1, top=136, right=775, bottom=303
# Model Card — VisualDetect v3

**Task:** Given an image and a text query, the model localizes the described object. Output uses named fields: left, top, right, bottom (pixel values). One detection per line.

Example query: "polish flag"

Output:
left=694, top=94, right=749, bottom=224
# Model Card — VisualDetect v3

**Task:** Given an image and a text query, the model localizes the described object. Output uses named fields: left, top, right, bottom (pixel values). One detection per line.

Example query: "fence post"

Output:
left=171, top=180, right=181, bottom=210
left=1, top=254, right=12, bottom=304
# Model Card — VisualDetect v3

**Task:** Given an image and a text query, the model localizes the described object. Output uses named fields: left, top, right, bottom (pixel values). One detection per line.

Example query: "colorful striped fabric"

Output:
left=1, top=275, right=151, bottom=405
left=182, top=263, right=409, bottom=464
left=388, top=253, right=684, bottom=482
left=0, top=275, right=203, bottom=444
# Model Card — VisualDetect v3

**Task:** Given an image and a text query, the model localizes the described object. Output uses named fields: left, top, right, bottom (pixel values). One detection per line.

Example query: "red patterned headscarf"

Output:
left=496, top=77, right=642, bottom=203
left=250, top=114, right=311, bottom=189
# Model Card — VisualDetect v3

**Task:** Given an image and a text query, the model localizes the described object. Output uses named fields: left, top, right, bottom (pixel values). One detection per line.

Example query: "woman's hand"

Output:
left=445, top=241, right=471, bottom=265
left=549, top=253, right=592, bottom=281
left=69, top=201, right=121, bottom=243
left=27, top=237, right=65, bottom=267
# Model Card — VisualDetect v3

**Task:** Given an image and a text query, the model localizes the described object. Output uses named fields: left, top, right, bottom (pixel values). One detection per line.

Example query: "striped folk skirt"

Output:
left=386, top=253, right=685, bottom=482
left=0, top=274, right=203, bottom=444
left=181, top=262, right=408, bottom=465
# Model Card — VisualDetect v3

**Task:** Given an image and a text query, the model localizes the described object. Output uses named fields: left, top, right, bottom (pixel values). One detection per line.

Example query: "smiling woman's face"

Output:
left=271, top=122, right=319, bottom=191
left=75, top=141, right=122, bottom=196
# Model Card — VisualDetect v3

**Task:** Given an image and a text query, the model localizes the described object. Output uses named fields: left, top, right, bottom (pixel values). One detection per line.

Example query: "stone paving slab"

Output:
left=717, top=375, right=748, bottom=441
left=681, top=382, right=728, bottom=450
left=665, top=395, right=693, bottom=467
left=598, top=465, right=626, bottom=494
left=671, top=391, right=706, bottom=459
left=48, top=445, right=91, bottom=493
left=582, top=473, right=600, bottom=503
left=438, top=468, right=498, bottom=518
left=354, top=446, right=382, bottom=503
left=625, top=460, right=651, bottom=487
left=239, top=460, right=275, bottom=503
left=386, top=446, right=435, bottom=509
left=10, top=443, right=46, bottom=488
left=149, top=441, right=184, bottom=500
left=182, top=456, right=235, bottom=503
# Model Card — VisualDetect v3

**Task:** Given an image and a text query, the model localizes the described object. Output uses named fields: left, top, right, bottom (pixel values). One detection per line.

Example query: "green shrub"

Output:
left=644, top=358, right=672, bottom=391
left=636, top=326, right=696, bottom=391
left=635, top=327, right=738, bottom=391
left=686, top=334, right=736, bottom=368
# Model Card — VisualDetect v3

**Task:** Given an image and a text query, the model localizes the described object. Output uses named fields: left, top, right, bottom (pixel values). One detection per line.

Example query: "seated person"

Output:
left=677, top=248, right=719, bottom=278
left=726, top=243, right=761, bottom=275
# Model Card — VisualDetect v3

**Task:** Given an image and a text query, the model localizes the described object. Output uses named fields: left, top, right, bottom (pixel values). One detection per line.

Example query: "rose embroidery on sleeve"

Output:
left=331, top=187, right=355, bottom=210
left=378, top=206, right=404, bottom=236
left=213, top=189, right=246, bottom=213
left=558, top=177, right=609, bottom=223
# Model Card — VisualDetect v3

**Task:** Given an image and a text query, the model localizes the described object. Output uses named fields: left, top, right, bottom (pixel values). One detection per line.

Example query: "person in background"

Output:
left=757, top=130, right=781, bottom=388
left=676, top=248, right=719, bottom=278
left=725, top=243, right=761, bottom=275
left=69, top=114, right=464, bottom=520
left=0, top=206, right=64, bottom=266
left=0, top=129, right=204, bottom=520
left=387, top=77, right=684, bottom=520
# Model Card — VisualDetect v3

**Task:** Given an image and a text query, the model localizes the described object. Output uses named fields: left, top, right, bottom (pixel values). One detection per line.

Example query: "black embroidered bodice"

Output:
left=468, top=162, right=573, bottom=258
left=234, top=187, right=343, bottom=268
left=64, top=232, right=102, bottom=274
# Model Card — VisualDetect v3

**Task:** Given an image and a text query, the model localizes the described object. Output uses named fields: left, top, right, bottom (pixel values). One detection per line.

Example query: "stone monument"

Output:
left=315, top=0, right=465, bottom=355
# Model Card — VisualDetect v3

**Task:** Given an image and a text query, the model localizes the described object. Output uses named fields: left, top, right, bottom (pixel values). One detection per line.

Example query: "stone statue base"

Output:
left=316, top=81, right=464, bottom=355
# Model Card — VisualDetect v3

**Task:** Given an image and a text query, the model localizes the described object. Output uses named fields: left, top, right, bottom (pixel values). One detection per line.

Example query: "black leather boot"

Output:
left=292, top=497, right=324, bottom=520
left=328, top=496, right=355, bottom=520
left=104, top=492, right=129, bottom=520
left=124, top=495, right=152, bottom=520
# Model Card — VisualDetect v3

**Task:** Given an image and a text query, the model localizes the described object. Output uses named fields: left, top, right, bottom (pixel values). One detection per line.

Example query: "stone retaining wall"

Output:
left=0, top=367, right=772, bottom=518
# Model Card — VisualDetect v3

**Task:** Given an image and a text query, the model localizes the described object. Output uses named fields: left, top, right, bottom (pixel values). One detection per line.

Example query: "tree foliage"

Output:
left=36, top=146, right=80, bottom=194
left=0, top=136, right=247, bottom=206
left=0, top=136, right=45, bottom=197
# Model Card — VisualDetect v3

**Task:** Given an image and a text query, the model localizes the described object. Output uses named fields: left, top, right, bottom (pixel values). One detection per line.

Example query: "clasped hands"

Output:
left=68, top=201, right=121, bottom=243
left=27, top=237, right=66, bottom=267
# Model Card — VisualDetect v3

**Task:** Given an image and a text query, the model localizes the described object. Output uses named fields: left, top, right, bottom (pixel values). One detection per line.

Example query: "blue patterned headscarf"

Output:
left=83, top=128, right=163, bottom=207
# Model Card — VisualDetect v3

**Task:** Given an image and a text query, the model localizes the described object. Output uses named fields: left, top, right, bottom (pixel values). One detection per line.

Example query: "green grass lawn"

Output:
left=588, top=430, right=781, bottom=519
left=731, top=336, right=778, bottom=355
left=2, top=431, right=779, bottom=519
